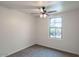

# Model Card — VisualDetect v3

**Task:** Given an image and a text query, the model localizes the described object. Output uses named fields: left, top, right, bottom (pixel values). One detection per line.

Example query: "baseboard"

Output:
left=35, top=44, right=79, bottom=56
left=6, top=44, right=79, bottom=57
left=6, top=43, right=35, bottom=57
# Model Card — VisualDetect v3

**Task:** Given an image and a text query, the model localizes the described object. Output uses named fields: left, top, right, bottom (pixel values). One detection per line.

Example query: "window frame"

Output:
left=48, top=16, right=63, bottom=40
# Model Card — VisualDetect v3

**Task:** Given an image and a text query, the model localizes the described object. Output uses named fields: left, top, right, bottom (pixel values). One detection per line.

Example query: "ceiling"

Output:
left=0, top=1, right=79, bottom=17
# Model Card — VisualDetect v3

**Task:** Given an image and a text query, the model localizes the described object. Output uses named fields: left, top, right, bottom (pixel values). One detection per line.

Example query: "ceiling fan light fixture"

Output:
left=40, top=14, right=47, bottom=18
left=43, top=14, right=47, bottom=18
left=40, top=14, right=43, bottom=18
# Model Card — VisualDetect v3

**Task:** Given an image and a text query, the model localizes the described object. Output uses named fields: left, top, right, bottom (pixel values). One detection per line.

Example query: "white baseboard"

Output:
left=5, top=43, right=35, bottom=57
left=36, top=43, right=79, bottom=56
left=5, top=43, right=79, bottom=57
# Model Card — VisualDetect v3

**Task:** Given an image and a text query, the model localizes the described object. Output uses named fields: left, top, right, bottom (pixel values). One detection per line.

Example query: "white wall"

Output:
left=0, top=5, right=79, bottom=57
left=0, top=6, right=36, bottom=57
left=36, top=9, right=79, bottom=55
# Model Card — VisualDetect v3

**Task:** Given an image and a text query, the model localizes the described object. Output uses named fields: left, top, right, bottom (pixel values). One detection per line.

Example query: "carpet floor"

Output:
left=7, top=45, right=79, bottom=57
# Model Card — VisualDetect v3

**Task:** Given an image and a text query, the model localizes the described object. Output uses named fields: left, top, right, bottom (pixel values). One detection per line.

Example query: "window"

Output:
left=49, top=17, right=62, bottom=39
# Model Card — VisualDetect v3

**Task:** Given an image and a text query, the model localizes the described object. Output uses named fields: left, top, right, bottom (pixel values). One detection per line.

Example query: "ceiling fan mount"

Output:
left=40, top=6, right=46, bottom=14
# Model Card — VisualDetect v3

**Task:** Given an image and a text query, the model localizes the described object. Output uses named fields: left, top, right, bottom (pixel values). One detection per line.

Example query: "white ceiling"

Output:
left=0, top=1, right=79, bottom=17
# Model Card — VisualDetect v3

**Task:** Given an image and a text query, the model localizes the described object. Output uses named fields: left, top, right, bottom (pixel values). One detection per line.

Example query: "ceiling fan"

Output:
left=39, top=6, right=56, bottom=18
left=10, top=5, right=56, bottom=18
left=17, top=5, right=57, bottom=18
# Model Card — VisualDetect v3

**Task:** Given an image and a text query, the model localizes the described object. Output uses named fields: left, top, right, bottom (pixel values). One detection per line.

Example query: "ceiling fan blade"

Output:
left=31, top=13, right=40, bottom=14
left=7, top=5, right=40, bottom=9
left=47, top=10, right=56, bottom=13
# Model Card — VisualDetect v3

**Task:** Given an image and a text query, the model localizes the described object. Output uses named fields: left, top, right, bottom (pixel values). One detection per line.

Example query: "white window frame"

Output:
left=48, top=17, right=63, bottom=40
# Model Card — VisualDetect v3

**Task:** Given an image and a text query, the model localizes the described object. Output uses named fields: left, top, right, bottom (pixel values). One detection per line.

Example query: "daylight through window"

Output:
left=49, top=17, right=62, bottom=39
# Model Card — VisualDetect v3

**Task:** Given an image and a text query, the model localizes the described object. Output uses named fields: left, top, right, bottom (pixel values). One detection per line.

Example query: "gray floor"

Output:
left=7, top=45, right=79, bottom=57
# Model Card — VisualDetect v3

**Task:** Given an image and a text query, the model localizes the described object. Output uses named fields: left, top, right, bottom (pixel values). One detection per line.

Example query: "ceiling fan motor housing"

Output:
left=42, top=6, right=46, bottom=14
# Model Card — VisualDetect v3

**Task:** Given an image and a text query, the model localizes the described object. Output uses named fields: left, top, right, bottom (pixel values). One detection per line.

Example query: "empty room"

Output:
left=0, top=1, right=79, bottom=57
